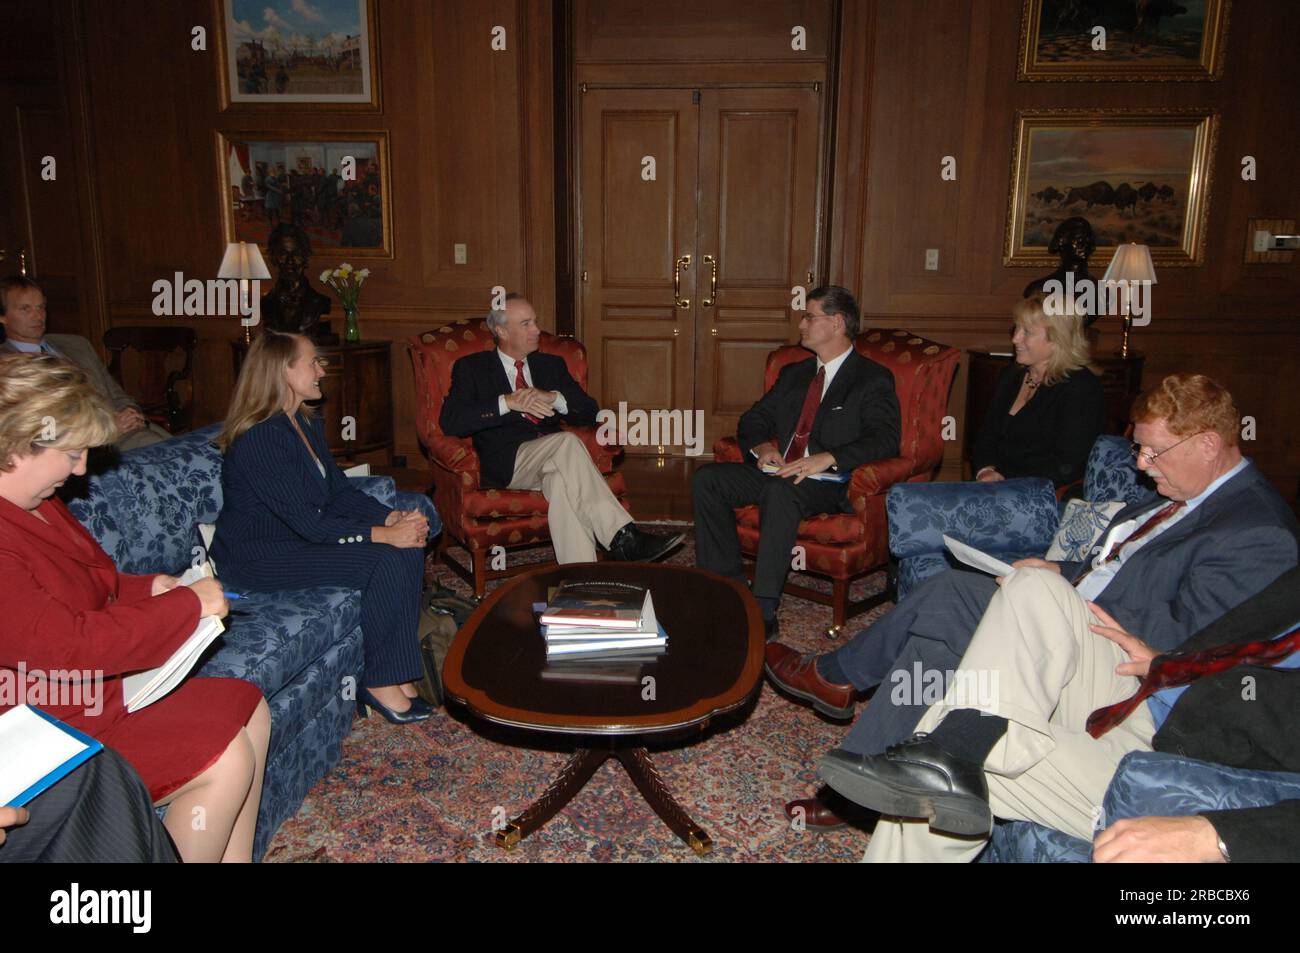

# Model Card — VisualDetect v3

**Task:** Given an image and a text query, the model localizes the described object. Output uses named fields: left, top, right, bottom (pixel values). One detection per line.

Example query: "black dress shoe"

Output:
left=607, top=524, right=685, bottom=562
left=357, top=688, right=433, bottom=725
left=816, top=733, right=991, bottom=836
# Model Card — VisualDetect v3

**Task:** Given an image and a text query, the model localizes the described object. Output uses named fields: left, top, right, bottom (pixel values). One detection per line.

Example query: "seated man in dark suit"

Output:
left=831, top=561, right=1300, bottom=862
left=439, top=294, right=681, bottom=564
left=769, top=373, right=1298, bottom=830
left=0, top=275, right=168, bottom=451
left=692, top=286, right=901, bottom=639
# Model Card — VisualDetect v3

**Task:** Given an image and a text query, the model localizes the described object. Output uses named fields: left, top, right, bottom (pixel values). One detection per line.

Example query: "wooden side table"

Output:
left=963, top=349, right=1144, bottom=475
left=231, top=339, right=394, bottom=463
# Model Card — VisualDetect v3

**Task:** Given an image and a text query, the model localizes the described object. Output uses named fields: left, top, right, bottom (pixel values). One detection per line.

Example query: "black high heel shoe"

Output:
left=356, top=687, right=433, bottom=724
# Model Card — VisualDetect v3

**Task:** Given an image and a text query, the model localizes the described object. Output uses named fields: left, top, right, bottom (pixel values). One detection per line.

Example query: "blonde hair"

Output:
left=1011, top=293, right=1096, bottom=386
left=0, top=354, right=118, bottom=471
left=214, top=331, right=316, bottom=451
left=1132, top=373, right=1239, bottom=448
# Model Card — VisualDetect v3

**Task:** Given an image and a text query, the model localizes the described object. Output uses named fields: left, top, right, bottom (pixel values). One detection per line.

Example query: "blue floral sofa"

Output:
left=886, top=435, right=1153, bottom=600
left=66, top=425, right=441, bottom=859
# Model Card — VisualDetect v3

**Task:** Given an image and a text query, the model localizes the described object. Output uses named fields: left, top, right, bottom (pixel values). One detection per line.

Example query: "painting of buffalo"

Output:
left=1005, top=111, right=1218, bottom=266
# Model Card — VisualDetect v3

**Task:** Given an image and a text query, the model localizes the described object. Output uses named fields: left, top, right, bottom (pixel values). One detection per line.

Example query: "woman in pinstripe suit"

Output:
left=212, top=331, right=433, bottom=723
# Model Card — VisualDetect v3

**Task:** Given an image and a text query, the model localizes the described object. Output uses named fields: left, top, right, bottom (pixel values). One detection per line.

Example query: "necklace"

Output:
left=1024, top=371, right=1043, bottom=392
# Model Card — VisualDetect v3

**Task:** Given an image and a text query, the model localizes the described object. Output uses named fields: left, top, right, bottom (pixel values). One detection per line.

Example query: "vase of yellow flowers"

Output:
left=320, top=262, right=370, bottom=343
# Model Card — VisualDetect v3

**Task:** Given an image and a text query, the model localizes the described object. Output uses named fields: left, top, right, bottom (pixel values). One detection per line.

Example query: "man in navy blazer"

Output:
left=768, top=373, right=1299, bottom=831
left=692, top=286, right=901, bottom=639
left=439, top=295, right=681, bottom=564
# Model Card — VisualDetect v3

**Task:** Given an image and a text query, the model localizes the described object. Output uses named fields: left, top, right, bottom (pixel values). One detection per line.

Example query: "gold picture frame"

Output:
left=215, top=0, right=381, bottom=110
left=1018, top=0, right=1230, bottom=82
left=217, top=131, right=394, bottom=259
left=1003, top=109, right=1218, bottom=268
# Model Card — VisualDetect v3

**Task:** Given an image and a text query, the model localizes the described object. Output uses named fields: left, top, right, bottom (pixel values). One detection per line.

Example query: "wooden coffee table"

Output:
left=442, top=562, right=764, bottom=855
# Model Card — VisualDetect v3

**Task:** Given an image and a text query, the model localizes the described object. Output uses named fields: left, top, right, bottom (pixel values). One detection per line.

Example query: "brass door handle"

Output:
left=702, top=254, right=717, bottom=307
left=674, top=254, right=691, bottom=309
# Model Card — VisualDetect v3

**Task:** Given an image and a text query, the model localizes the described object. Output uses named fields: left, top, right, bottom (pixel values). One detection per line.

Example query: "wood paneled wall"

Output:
left=70, top=0, right=556, bottom=463
left=28, top=0, right=1300, bottom=494
left=829, top=0, right=1300, bottom=493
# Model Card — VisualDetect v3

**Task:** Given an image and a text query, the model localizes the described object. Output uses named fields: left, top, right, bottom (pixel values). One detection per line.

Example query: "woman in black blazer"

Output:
left=212, top=331, right=433, bottom=723
left=971, top=293, right=1105, bottom=490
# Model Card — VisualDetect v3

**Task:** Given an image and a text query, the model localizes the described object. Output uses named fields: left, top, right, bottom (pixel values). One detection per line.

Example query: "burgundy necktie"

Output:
left=514, top=359, right=539, bottom=424
left=1087, top=624, right=1300, bottom=738
left=784, top=365, right=825, bottom=463
left=1074, top=500, right=1185, bottom=588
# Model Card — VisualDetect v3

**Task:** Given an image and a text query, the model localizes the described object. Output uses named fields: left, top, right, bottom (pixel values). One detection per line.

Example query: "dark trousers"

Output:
left=0, top=747, right=177, bottom=863
left=692, top=462, right=849, bottom=601
left=825, top=568, right=999, bottom=755
left=223, top=544, right=426, bottom=688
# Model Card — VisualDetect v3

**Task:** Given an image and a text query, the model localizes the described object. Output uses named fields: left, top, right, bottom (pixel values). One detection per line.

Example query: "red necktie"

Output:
left=1074, top=500, right=1184, bottom=588
left=1087, top=624, right=1300, bottom=738
left=514, top=359, right=539, bottom=424
left=784, top=365, right=825, bottom=463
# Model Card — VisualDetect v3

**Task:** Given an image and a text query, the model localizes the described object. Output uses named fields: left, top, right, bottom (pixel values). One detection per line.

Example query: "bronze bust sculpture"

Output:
left=261, top=224, right=336, bottom=342
left=1023, top=216, right=1099, bottom=327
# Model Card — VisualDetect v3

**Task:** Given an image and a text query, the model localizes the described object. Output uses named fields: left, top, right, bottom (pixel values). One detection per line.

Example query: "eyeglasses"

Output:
left=1130, top=432, right=1204, bottom=465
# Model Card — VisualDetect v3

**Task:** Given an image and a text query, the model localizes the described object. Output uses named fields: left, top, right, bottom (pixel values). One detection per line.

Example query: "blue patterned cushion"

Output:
left=1084, top=434, right=1156, bottom=506
left=980, top=820, right=1090, bottom=863
left=197, top=586, right=362, bottom=698
left=888, top=478, right=1059, bottom=559
left=1046, top=499, right=1126, bottom=562
left=1104, top=750, right=1300, bottom=822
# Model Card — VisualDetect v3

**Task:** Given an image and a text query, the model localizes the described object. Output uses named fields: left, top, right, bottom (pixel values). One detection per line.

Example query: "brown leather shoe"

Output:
left=785, top=788, right=879, bottom=832
left=764, top=642, right=856, bottom=720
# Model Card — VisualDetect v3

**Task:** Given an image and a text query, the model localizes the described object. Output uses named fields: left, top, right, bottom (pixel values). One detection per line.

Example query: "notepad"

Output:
left=0, top=705, right=103, bottom=806
left=120, top=562, right=226, bottom=713
left=760, top=462, right=849, bottom=483
left=943, top=534, right=1016, bottom=577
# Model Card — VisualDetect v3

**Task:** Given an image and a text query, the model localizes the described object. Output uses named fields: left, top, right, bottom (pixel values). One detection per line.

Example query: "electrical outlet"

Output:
left=924, top=248, right=939, bottom=271
left=1253, top=230, right=1271, bottom=253
left=454, top=243, right=468, bottom=265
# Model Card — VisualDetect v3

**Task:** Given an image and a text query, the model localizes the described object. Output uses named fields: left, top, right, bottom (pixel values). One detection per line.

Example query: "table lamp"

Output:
left=218, top=241, right=271, bottom=344
left=1101, top=242, right=1157, bottom=359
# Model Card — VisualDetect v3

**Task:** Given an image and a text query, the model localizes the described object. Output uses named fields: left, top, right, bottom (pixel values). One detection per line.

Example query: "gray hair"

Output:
left=485, top=292, right=523, bottom=342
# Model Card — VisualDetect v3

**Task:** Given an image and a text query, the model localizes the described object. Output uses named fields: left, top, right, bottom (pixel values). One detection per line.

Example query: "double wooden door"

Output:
left=578, top=85, right=824, bottom=454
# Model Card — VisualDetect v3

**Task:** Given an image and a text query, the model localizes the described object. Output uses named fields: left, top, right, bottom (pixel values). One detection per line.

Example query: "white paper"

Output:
left=943, top=534, right=1016, bottom=577
left=0, top=706, right=90, bottom=805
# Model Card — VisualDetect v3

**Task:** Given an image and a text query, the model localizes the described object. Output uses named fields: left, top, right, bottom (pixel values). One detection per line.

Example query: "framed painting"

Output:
left=1003, top=109, right=1218, bottom=267
left=217, top=0, right=379, bottom=108
left=218, top=132, right=393, bottom=258
left=1018, top=0, right=1230, bottom=81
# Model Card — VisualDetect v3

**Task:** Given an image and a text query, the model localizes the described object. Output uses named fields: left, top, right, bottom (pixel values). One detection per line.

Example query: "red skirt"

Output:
left=97, top=677, right=265, bottom=802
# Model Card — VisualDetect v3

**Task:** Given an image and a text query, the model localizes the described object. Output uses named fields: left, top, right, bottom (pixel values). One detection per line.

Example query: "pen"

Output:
left=224, top=591, right=245, bottom=600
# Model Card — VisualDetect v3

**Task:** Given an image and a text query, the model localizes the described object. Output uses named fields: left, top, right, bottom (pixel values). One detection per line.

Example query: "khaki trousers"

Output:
left=507, top=431, right=632, bottom=563
left=862, top=568, right=1156, bottom=863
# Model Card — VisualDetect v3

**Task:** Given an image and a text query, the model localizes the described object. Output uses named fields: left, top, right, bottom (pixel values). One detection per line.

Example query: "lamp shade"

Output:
left=1101, top=242, right=1157, bottom=285
left=217, top=241, right=271, bottom=280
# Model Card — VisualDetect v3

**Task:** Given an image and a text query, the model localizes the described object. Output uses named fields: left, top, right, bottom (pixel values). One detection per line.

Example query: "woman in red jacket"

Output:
left=0, top=354, right=269, bottom=862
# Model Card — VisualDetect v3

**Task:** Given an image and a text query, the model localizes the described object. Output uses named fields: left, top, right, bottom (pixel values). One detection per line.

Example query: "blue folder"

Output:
left=4, top=706, right=104, bottom=807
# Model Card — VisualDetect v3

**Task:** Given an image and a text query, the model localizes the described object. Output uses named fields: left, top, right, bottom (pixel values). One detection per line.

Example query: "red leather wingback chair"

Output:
left=407, top=319, right=627, bottom=597
left=713, top=329, right=960, bottom=634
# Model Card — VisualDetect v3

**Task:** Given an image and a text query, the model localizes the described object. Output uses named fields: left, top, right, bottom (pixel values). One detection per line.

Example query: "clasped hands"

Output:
left=754, top=443, right=836, bottom=484
left=505, top=387, right=559, bottom=419
left=373, top=509, right=429, bottom=548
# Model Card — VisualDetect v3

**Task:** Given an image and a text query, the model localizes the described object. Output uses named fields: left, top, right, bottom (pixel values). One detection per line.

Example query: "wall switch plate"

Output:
left=924, top=248, right=939, bottom=271
left=454, top=243, right=468, bottom=264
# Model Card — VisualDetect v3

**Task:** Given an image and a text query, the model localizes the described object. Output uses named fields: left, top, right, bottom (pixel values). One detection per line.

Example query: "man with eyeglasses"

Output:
left=692, top=286, right=901, bottom=640
left=768, top=373, right=1297, bottom=835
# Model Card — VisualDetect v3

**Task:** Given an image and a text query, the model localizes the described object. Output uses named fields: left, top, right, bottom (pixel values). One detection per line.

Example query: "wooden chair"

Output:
left=103, top=326, right=197, bottom=434
left=713, top=329, right=960, bottom=635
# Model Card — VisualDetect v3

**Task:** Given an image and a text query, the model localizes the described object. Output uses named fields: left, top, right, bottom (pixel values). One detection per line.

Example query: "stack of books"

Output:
left=537, top=580, right=667, bottom=661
